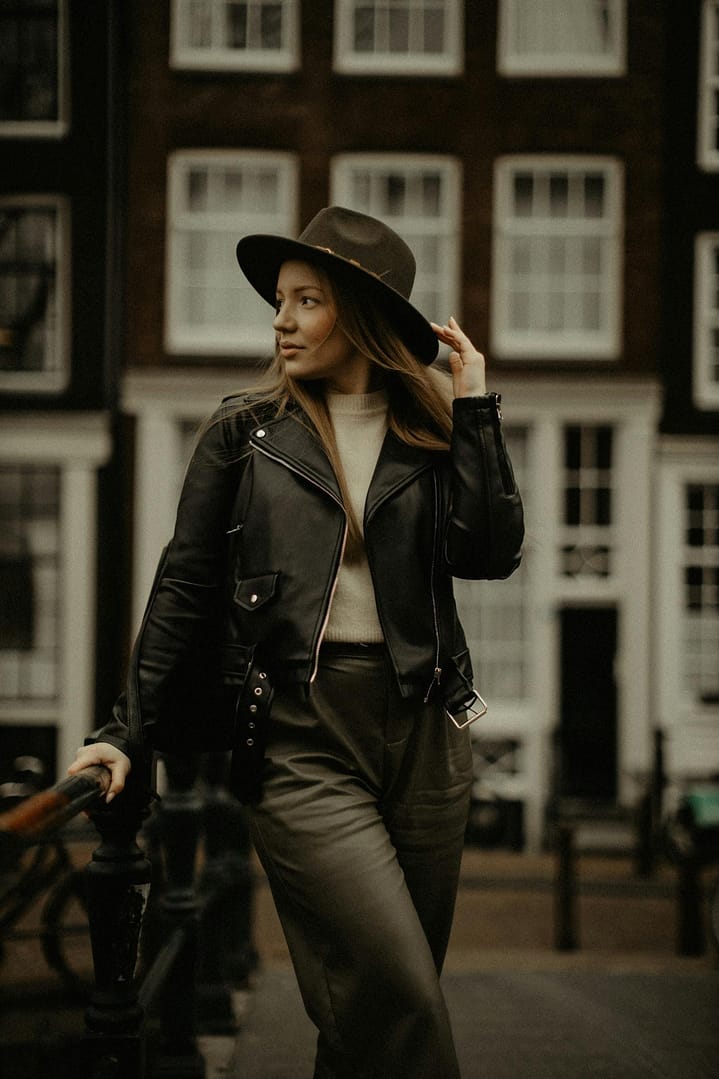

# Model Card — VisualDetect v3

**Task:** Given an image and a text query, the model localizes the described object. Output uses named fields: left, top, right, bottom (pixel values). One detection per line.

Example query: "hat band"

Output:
left=312, top=244, right=387, bottom=283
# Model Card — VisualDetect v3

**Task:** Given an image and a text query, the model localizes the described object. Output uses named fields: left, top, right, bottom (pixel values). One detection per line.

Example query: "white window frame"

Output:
left=656, top=439, right=719, bottom=785
left=694, top=232, right=719, bottom=409
left=0, top=413, right=111, bottom=778
left=497, top=0, right=626, bottom=78
left=0, top=0, right=69, bottom=139
left=165, top=149, right=298, bottom=356
left=333, top=0, right=463, bottom=76
left=491, top=155, right=624, bottom=361
left=330, top=153, right=462, bottom=325
left=0, top=194, right=71, bottom=394
left=170, top=0, right=300, bottom=72
left=698, top=0, right=719, bottom=171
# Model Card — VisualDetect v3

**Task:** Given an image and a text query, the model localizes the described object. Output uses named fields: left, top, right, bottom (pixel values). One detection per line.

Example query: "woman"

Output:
left=69, top=206, right=524, bottom=1078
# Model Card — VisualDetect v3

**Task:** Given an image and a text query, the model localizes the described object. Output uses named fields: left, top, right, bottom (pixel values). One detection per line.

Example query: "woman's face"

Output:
left=273, top=260, right=372, bottom=393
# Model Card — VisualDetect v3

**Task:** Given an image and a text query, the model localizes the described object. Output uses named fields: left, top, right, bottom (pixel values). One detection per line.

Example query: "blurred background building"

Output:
left=1, top=0, right=717, bottom=851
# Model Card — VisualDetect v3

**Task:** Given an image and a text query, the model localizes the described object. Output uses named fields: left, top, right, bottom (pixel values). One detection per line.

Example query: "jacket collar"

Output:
left=248, top=409, right=439, bottom=519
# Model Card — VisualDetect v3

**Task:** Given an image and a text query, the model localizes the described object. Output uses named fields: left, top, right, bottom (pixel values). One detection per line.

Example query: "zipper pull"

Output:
left=424, top=666, right=442, bottom=703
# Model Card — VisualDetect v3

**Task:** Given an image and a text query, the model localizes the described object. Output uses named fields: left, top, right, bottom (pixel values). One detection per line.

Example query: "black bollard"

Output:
left=677, top=856, right=705, bottom=956
left=150, top=754, right=205, bottom=1079
left=554, top=821, right=579, bottom=951
left=81, top=781, right=153, bottom=1079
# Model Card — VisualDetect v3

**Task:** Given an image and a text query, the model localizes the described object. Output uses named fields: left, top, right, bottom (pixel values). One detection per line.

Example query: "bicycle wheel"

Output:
left=40, top=868, right=92, bottom=997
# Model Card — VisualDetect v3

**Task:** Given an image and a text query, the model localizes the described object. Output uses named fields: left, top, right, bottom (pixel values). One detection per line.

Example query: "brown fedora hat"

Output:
left=235, top=206, right=438, bottom=364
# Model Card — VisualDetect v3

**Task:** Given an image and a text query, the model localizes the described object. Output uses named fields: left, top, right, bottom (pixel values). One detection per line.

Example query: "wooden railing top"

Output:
left=0, top=765, right=111, bottom=846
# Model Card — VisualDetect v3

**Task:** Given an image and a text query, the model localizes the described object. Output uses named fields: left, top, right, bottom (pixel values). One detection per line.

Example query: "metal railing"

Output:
left=0, top=752, right=255, bottom=1079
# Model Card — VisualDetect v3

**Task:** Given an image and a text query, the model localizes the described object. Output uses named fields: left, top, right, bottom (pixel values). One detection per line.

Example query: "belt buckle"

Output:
left=447, top=691, right=488, bottom=730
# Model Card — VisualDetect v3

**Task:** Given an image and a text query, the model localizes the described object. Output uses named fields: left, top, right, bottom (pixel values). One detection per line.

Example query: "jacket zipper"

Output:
left=252, top=437, right=347, bottom=684
left=309, top=521, right=348, bottom=682
left=424, top=469, right=442, bottom=703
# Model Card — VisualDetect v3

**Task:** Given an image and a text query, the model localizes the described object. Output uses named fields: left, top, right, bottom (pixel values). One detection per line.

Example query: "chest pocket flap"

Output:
left=234, top=572, right=279, bottom=611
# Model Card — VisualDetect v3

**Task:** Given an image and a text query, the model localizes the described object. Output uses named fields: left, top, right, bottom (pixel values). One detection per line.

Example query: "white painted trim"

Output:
left=697, top=0, right=719, bottom=172
left=693, top=232, right=719, bottom=409
left=0, top=412, right=111, bottom=779
left=0, top=412, right=111, bottom=463
left=655, top=435, right=719, bottom=785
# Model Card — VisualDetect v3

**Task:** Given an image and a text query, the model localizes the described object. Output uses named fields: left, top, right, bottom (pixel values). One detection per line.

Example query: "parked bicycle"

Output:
left=0, top=755, right=92, bottom=995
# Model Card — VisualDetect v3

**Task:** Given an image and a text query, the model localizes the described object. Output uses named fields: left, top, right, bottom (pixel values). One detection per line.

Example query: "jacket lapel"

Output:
left=250, top=412, right=439, bottom=521
left=249, top=411, right=343, bottom=505
left=365, top=430, right=438, bottom=526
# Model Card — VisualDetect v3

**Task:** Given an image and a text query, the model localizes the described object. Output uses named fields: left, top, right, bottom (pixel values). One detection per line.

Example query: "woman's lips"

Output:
left=279, top=342, right=301, bottom=356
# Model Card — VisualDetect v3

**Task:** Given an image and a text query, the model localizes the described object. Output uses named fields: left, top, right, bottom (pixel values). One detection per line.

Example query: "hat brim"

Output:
left=235, top=234, right=439, bottom=365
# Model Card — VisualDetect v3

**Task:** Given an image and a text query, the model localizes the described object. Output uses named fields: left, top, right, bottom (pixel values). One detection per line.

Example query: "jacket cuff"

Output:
left=452, top=393, right=502, bottom=421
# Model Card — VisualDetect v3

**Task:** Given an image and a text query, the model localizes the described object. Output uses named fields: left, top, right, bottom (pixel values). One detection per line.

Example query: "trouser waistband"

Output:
left=319, top=641, right=387, bottom=658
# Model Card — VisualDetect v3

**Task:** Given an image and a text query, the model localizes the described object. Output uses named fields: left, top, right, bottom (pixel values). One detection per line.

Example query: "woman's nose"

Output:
left=273, top=305, right=295, bottom=332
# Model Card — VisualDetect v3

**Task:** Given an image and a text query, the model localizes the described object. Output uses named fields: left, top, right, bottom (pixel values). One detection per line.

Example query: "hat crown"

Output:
left=298, top=207, right=416, bottom=300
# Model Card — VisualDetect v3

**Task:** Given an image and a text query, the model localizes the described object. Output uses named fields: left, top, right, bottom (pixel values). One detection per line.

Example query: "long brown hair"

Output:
left=228, top=264, right=453, bottom=560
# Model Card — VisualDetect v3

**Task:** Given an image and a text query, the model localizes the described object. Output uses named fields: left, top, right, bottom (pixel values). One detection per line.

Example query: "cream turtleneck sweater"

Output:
left=324, top=390, right=388, bottom=643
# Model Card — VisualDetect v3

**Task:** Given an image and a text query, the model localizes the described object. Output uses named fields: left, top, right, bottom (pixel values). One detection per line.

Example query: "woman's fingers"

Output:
left=431, top=317, right=487, bottom=398
left=67, top=742, right=132, bottom=802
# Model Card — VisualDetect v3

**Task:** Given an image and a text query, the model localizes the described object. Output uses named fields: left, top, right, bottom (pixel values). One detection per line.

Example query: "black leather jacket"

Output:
left=103, top=391, right=524, bottom=759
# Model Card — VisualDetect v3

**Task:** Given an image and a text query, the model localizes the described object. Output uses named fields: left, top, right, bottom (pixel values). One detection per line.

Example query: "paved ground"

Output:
left=2, top=846, right=718, bottom=1078
left=225, top=964, right=719, bottom=1079
left=199, top=847, right=719, bottom=1078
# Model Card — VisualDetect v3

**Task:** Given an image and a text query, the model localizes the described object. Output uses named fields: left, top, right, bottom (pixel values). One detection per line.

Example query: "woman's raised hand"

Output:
left=431, top=317, right=487, bottom=399
left=67, top=742, right=132, bottom=803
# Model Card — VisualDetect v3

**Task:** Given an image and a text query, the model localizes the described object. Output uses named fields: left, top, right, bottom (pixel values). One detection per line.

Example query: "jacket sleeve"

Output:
left=443, top=394, right=524, bottom=581
left=95, top=399, right=249, bottom=755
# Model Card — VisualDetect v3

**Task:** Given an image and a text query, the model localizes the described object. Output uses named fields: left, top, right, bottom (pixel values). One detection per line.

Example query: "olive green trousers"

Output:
left=248, top=644, right=473, bottom=1079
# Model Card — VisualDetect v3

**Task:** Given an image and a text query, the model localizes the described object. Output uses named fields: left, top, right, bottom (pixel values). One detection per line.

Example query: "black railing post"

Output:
left=81, top=781, right=153, bottom=1079
left=150, top=754, right=205, bottom=1079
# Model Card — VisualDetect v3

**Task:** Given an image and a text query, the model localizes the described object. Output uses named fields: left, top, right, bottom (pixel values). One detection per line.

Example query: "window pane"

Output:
left=0, top=0, right=60, bottom=123
left=388, top=7, right=409, bottom=52
left=0, top=203, right=62, bottom=379
left=173, top=0, right=295, bottom=68
left=584, top=173, right=605, bottom=217
left=338, top=0, right=460, bottom=72
left=682, top=483, right=719, bottom=697
left=0, top=465, right=61, bottom=700
left=549, top=174, right=569, bottom=217
left=501, top=0, right=624, bottom=75
left=561, top=425, right=614, bottom=575
left=514, top=174, right=534, bottom=216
